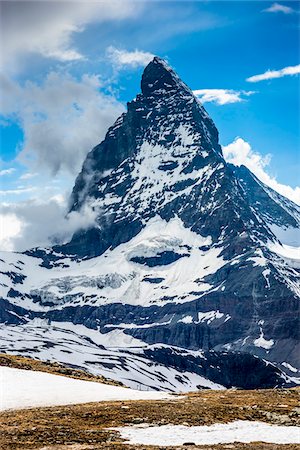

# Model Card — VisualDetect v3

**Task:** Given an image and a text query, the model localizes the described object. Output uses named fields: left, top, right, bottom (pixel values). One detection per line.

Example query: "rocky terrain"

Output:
left=1, top=386, right=299, bottom=449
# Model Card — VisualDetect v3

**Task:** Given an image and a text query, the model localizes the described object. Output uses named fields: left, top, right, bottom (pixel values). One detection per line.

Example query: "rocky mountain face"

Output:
left=0, top=57, right=299, bottom=391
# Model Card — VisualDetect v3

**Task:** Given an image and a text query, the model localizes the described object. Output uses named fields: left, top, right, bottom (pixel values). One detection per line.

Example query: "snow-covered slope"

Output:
left=0, top=321, right=225, bottom=392
left=231, top=164, right=300, bottom=245
left=0, top=366, right=171, bottom=410
left=0, top=57, right=299, bottom=389
left=0, top=216, right=226, bottom=310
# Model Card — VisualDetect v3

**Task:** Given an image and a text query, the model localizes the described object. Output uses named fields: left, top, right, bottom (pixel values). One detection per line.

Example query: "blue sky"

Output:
left=0, top=0, right=299, bottom=250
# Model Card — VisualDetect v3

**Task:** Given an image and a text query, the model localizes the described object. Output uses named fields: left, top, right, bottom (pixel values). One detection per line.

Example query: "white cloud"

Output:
left=223, top=137, right=300, bottom=205
left=246, top=64, right=300, bottom=82
left=193, top=89, right=256, bottom=105
left=19, top=172, right=38, bottom=180
left=0, top=168, right=16, bottom=176
left=0, top=213, right=21, bottom=251
left=0, top=72, right=124, bottom=176
left=0, top=187, right=36, bottom=196
left=107, top=47, right=154, bottom=68
left=1, top=1, right=142, bottom=72
left=263, top=3, right=295, bottom=14
left=0, top=196, right=98, bottom=252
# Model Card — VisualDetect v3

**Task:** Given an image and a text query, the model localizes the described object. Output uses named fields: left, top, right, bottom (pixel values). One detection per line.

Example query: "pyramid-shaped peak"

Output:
left=141, top=56, right=192, bottom=97
left=151, top=56, right=173, bottom=71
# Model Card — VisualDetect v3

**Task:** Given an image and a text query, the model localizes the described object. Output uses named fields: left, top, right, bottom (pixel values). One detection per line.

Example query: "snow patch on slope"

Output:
left=114, top=421, right=300, bottom=446
left=178, top=310, right=231, bottom=325
left=254, top=327, right=274, bottom=350
left=0, top=366, right=171, bottom=410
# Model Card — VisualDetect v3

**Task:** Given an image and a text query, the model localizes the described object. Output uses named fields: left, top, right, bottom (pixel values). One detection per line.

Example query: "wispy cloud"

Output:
left=107, top=47, right=154, bottom=68
left=247, top=64, right=300, bottom=82
left=263, top=3, right=296, bottom=14
left=0, top=168, right=16, bottom=176
left=19, top=172, right=38, bottom=180
left=0, top=187, right=36, bottom=196
left=193, top=89, right=255, bottom=105
left=223, top=137, right=300, bottom=205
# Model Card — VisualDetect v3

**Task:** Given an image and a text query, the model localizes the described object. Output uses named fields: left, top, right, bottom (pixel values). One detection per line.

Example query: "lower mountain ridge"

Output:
left=0, top=57, right=299, bottom=391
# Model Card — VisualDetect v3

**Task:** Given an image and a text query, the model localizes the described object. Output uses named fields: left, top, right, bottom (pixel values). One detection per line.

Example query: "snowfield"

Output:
left=115, top=421, right=300, bottom=446
left=0, top=216, right=226, bottom=311
left=0, top=367, right=170, bottom=411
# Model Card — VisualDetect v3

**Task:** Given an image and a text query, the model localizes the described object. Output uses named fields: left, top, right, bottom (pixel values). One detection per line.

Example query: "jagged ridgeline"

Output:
left=1, top=57, right=299, bottom=391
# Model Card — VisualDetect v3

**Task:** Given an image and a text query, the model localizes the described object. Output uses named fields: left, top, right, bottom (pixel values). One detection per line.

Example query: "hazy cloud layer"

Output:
left=193, top=89, right=256, bottom=105
left=223, top=137, right=300, bottom=205
left=0, top=1, right=142, bottom=72
left=247, top=64, right=300, bottom=82
left=0, top=72, right=124, bottom=176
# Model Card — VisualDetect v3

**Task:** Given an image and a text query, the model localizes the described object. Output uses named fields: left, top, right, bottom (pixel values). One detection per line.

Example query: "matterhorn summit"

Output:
left=1, top=57, right=299, bottom=391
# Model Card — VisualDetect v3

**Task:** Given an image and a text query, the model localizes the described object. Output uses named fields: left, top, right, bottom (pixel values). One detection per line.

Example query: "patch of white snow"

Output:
left=0, top=366, right=170, bottom=411
left=114, top=421, right=300, bottom=446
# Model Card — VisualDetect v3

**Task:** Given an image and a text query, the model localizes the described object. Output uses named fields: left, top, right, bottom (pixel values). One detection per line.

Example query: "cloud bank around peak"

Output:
left=0, top=72, right=125, bottom=176
left=0, top=196, right=98, bottom=252
left=223, top=137, right=300, bottom=205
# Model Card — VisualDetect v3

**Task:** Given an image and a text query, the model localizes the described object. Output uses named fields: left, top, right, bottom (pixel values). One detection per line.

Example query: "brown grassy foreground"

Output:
left=1, top=388, right=300, bottom=450
left=0, top=353, right=122, bottom=386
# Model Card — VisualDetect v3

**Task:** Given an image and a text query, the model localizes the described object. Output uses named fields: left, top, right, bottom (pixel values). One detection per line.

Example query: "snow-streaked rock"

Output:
left=0, top=322, right=225, bottom=392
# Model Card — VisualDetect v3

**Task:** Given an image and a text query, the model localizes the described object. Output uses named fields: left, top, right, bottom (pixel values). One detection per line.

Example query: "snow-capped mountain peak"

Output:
left=1, top=57, right=299, bottom=391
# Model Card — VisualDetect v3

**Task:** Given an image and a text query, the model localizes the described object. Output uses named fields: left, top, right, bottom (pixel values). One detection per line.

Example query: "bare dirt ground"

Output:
left=1, top=388, right=300, bottom=450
